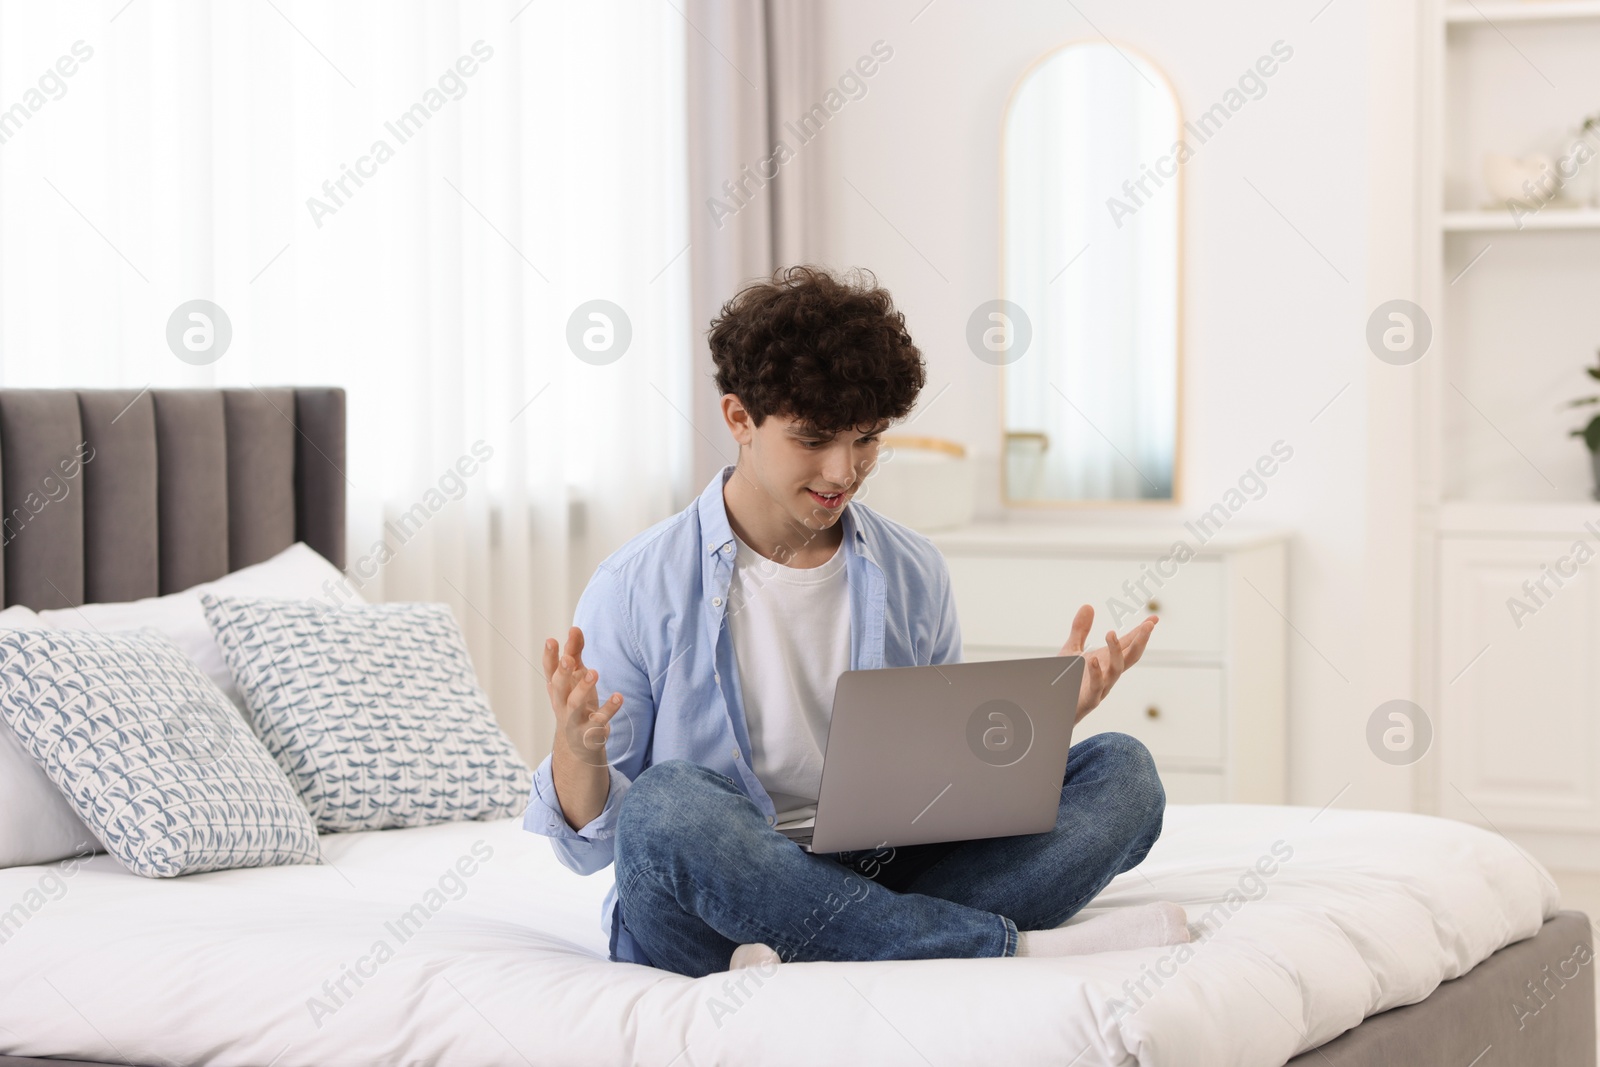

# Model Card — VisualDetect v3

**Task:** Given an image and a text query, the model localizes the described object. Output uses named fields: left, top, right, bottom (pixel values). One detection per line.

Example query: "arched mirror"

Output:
left=1000, top=41, right=1182, bottom=505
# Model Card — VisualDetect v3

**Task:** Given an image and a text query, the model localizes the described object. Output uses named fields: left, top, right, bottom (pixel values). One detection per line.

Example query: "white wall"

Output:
left=787, top=0, right=1420, bottom=812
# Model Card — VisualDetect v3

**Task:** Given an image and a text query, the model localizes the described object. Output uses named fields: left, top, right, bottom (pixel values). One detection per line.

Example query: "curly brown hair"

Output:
left=708, top=265, right=926, bottom=434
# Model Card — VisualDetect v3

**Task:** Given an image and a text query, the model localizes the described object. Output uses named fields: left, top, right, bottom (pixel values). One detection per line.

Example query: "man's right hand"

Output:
left=545, top=625, right=623, bottom=830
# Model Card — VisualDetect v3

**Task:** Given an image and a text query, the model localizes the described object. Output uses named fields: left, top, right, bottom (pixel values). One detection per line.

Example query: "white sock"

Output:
left=729, top=942, right=783, bottom=970
left=1015, top=902, right=1191, bottom=958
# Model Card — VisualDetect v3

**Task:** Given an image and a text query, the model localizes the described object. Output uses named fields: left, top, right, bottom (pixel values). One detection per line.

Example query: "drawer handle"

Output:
left=1145, top=705, right=1161, bottom=720
left=1145, top=599, right=1161, bottom=613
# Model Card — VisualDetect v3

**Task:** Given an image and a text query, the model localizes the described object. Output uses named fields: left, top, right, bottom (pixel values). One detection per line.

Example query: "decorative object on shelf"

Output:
left=1570, top=111, right=1600, bottom=208
left=1004, top=430, right=1049, bottom=500
left=857, top=435, right=976, bottom=532
left=1564, top=348, right=1600, bottom=501
left=1483, top=152, right=1563, bottom=209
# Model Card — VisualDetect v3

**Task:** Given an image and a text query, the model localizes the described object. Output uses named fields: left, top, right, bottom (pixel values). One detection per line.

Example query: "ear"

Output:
left=721, top=393, right=755, bottom=447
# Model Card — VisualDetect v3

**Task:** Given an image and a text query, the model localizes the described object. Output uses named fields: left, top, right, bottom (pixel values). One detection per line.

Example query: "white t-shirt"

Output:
left=725, top=527, right=852, bottom=823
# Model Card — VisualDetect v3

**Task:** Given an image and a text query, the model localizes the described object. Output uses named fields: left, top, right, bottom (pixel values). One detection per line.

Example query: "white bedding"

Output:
left=0, top=803, right=1559, bottom=1067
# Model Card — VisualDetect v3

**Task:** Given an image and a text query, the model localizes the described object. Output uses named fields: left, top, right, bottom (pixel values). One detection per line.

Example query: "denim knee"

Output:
left=1078, top=731, right=1165, bottom=838
left=618, top=760, right=731, bottom=836
left=615, top=760, right=752, bottom=882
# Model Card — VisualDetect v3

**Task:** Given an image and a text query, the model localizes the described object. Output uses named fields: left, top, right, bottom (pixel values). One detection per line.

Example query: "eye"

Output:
left=801, top=440, right=825, bottom=449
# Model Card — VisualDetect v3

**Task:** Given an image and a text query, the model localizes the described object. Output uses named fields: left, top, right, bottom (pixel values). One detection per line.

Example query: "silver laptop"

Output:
left=775, top=654, right=1085, bottom=854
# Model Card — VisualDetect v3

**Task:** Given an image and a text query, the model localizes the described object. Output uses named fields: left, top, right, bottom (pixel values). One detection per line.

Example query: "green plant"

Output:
left=1566, top=348, right=1600, bottom=453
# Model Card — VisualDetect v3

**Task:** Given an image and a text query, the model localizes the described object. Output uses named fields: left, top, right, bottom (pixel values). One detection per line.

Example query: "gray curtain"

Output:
left=685, top=0, right=824, bottom=493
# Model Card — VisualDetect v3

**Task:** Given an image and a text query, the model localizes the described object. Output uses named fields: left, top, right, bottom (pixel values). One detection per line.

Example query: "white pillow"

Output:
left=0, top=605, right=104, bottom=868
left=0, top=628, right=322, bottom=877
left=203, top=595, right=532, bottom=832
left=41, top=542, right=361, bottom=709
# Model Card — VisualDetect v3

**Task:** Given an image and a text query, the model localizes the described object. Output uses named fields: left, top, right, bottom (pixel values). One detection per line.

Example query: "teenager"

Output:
left=524, top=266, right=1186, bottom=978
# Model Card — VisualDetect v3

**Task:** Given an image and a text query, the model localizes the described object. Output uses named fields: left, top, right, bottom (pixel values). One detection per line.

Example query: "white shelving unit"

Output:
left=1420, top=0, right=1600, bottom=869
left=1442, top=208, right=1600, bottom=231
left=1444, top=1, right=1600, bottom=23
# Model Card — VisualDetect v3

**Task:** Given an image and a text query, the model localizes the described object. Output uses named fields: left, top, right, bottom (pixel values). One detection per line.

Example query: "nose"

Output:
left=821, top=453, right=855, bottom=490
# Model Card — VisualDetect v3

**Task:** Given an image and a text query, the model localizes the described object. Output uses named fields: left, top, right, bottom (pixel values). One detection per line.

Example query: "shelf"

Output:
left=1445, top=1, right=1600, bottom=24
left=1438, top=500, right=1600, bottom=534
left=1442, top=208, right=1600, bottom=231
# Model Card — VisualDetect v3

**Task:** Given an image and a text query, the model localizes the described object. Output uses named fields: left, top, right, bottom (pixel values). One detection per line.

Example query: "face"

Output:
left=723, top=396, right=888, bottom=533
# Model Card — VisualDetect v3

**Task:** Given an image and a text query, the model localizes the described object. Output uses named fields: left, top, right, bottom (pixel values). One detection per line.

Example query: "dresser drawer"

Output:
left=1075, top=664, right=1225, bottom=765
left=944, top=555, right=1225, bottom=655
left=959, top=651, right=1225, bottom=766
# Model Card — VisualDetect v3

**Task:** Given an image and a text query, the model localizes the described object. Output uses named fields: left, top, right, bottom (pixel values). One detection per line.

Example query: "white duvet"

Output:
left=0, top=803, right=1559, bottom=1067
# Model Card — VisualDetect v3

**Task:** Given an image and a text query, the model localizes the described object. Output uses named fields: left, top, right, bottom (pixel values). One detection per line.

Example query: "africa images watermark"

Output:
left=1104, top=440, right=1294, bottom=627
left=315, top=439, right=494, bottom=609
left=0, top=39, right=94, bottom=150
left=0, top=842, right=98, bottom=946
left=1504, top=519, right=1600, bottom=630
left=305, top=839, right=495, bottom=1029
left=1106, top=40, right=1294, bottom=228
left=2, top=440, right=95, bottom=547
left=1367, top=699, right=1432, bottom=766
left=723, top=434, right=898, bottom=623
left=1497, top=125, right=1600, bottom=230
left=706, top=40, right=894, bottom=230
left=306, top=40, right=495, bottom=229
left=1513, top=938, right=1594, bottom=1032
left=1108, top=839, right=1295, bottom=1019
left=702, top=866, right=875, bottom=1029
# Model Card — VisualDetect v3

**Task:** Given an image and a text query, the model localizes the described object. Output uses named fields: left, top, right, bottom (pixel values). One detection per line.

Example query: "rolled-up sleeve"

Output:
left=521, top=562, right=654, bottom=876
left=525, top=757, right=634, bottom=874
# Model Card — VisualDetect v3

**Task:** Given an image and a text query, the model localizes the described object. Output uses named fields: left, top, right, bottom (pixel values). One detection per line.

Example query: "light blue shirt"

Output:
left=521, top=463, right=962, bottom=966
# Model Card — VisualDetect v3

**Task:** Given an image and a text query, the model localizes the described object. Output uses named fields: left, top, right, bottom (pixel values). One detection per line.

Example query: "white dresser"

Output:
left=925, top=523, right=1290, bottom=805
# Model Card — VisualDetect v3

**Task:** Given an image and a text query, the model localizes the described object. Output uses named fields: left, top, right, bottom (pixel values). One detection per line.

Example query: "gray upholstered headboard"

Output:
left=0, top=387, right=346, bottom=610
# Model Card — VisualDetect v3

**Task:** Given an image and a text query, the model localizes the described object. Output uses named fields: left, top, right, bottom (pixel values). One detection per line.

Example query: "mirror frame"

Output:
left=998, top=38, right=1186, bottom=509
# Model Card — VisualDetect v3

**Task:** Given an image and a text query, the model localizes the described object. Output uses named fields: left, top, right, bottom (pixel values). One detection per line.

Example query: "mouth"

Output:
left=806, top=488, right=847, bottom=510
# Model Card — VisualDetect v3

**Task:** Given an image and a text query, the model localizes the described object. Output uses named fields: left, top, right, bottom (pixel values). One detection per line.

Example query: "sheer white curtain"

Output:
left=683, top=0, right=823, bottom=490
left=0, top=0, right=691, bottom=760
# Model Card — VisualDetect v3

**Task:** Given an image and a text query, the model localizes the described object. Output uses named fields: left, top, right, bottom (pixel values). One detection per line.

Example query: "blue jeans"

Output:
left=612, top=731, right=1166, bottom=978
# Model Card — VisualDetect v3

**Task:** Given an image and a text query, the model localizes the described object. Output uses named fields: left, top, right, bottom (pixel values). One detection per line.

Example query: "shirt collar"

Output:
left=697, top=463, right=872, bottom=563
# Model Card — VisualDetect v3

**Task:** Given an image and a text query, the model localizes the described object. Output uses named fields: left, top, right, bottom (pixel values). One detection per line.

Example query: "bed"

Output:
left=0, top=387, right=1592, bottom=1067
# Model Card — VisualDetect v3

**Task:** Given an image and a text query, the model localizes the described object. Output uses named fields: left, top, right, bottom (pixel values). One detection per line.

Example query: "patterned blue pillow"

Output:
left=201, top=596, right=532, bottom=832
left=0, top=629, right=322, bottom=878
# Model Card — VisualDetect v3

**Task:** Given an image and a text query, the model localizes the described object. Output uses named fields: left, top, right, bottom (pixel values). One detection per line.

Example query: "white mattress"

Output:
left=0, top=803, right=1558, bottom=1067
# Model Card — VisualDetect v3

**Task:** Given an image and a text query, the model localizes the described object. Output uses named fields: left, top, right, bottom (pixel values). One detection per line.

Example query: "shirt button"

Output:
left=732, top=748, right=740, bottom=760
left=713, top=671, right=720, bottom=683
left=712, top=596, right=722, bottom=607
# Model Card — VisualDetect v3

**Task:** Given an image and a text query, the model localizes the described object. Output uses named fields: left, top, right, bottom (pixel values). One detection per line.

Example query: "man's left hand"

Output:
left=1059, top=605, right=1158, bottom=724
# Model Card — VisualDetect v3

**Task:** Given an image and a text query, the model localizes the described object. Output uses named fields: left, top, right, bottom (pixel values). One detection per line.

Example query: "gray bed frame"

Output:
left=0, top=388, right=1591, bottom=1066
left=0, top=387, right=345, bottom=610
